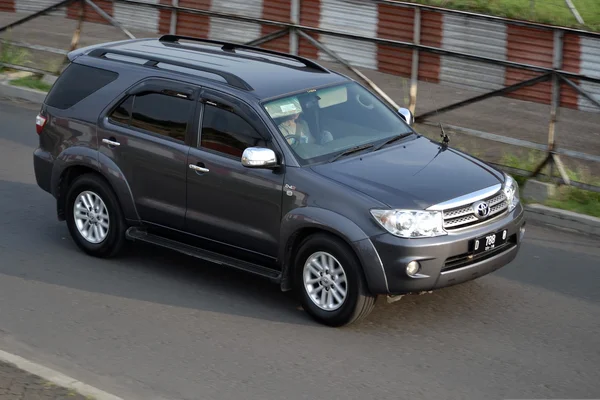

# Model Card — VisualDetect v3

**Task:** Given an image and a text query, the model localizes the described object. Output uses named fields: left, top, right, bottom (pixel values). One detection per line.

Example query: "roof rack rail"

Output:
left=87, top=48, right=254, bottom=91
left=159, top=34, right=328, bottom=73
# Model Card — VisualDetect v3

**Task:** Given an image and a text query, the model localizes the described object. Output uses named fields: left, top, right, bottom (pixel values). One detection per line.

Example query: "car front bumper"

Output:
left=364, top=204, right=526, bottom=295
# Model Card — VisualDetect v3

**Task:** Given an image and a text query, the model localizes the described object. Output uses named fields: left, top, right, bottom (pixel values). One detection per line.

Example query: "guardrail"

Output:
left=1, top=0, right=599, bottom=193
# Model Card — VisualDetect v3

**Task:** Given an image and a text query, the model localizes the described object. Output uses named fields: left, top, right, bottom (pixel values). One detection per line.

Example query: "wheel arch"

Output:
left=51, top=148, right=140, bottom=222
left=279, top=207, right=389, bottom=294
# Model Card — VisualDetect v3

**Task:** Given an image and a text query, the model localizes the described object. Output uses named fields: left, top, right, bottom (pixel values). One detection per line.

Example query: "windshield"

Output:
left=263, top=82, right=414, bottom=165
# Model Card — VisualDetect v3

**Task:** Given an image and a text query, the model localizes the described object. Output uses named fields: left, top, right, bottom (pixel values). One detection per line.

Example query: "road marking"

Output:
left=0, top=348, right=124, bottom=400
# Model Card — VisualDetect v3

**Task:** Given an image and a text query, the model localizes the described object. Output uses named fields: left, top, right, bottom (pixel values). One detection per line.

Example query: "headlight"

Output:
left=503, top=173, right=520, bottom=212
left=370, top=209, right=446, bottom=238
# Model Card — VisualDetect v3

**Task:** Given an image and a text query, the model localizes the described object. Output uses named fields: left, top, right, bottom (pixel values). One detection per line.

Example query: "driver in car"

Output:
left=266, top=97, right=333, bottom=146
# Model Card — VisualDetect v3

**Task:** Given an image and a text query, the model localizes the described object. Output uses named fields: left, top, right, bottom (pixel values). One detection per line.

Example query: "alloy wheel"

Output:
left=303, top=251, right=348, bottom=311
left=73, top=190, right=110, bottom=244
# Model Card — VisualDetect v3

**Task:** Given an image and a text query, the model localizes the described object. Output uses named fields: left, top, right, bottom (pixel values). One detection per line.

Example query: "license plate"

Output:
left=470, top=229, right=508, bottom=255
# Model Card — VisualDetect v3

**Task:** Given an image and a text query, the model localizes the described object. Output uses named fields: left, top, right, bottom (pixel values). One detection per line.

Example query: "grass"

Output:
left=0, top=38, right=31, bottom=72
left=500, top=151, right=600, bottom=218
left=9, top=75, right=53, bottom=92
left=410, top=0, right=600, bottom=31
left=546, top=196, right=600, bottom=218
left=500, top=150, right=544, bottom=187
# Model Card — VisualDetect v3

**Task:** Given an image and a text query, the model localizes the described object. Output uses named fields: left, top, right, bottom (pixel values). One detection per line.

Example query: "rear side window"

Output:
left=130, top=93, right=191, bottom=142
left=45, top=63, right=118, bottom=109
left=108, top=92, right=192, bottom=143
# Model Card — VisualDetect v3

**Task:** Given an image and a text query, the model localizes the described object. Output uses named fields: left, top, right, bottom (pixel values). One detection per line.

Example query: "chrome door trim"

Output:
left=189, top=164, right=210, bottom=173
left=102, top=138, right=121, bottom=146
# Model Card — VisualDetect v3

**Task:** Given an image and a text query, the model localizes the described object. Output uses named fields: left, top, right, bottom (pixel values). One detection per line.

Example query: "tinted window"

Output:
left=45, top=63, right=118, bottom=109
left=109, top=96, right=133, bottom=125
left=130, top=93, right=192, bottom=142
left=201, top=105, right=266, bottom=158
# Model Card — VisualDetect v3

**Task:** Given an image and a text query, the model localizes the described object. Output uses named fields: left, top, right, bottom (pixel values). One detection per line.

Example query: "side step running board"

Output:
left=126, top=227, right=281, bottom=282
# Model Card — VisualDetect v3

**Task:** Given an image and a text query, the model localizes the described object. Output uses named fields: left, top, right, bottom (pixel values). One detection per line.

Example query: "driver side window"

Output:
left=200, top=104, right=267, bottom=158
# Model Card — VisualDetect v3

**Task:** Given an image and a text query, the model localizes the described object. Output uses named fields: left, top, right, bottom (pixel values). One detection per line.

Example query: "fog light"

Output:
left=520, top=224, right=526, bottom=240
left=406, top=261, right=421, bottom=277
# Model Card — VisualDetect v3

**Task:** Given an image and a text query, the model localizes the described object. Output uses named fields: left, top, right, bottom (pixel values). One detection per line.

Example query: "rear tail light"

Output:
left=36, top=114, right=47, bottom=135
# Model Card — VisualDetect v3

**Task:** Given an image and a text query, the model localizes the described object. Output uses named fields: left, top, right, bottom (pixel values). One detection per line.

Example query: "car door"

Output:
left=185, top=88, right=285, bottom=263
left=97, top=78, right=199, bottom=230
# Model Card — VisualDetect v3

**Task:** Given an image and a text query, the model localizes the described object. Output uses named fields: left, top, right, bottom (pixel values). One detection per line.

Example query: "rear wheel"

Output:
left=65, top=173, right=126, bottom=258
left=294, top=233, right=376, bottom=327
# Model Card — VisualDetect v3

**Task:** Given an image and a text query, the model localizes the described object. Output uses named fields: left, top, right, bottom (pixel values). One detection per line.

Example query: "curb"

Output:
left=0, top=80, right=47, bottom=104
left=525, top=204, right=600, bottom=237
left=0, top=348, right=124, bottom=400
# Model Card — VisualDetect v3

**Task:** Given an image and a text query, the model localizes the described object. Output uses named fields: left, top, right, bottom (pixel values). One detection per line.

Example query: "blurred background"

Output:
left=1, top=0, right=599, bottom=214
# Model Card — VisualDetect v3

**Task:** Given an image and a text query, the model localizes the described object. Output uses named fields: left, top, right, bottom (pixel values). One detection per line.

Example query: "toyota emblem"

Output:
left=473, top=201, right=490, bottom=219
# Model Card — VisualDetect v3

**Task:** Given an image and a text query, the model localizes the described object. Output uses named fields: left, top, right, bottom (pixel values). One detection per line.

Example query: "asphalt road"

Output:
left=0, top=99, right=599, bottom=400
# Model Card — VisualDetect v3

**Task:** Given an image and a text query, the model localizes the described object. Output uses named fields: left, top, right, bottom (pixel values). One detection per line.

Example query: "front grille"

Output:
left=442, top=234, right=517, bottom=272
left=442, top=191, right=508, bottom=230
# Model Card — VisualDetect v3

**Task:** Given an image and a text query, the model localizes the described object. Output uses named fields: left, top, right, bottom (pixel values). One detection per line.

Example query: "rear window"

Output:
left=45, top=63, right=118, bottom=109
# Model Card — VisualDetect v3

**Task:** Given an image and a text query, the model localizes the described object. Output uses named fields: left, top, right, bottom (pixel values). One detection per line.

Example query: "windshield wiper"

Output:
left=371, top=132, right=413, bottom=152
left=328, top=144, right=374, bottom=163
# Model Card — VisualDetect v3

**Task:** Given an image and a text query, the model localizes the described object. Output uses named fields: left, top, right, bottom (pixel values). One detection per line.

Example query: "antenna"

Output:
left=439, top=122, right=449, bottom=148
left=428, top=83, right=450, bottom=148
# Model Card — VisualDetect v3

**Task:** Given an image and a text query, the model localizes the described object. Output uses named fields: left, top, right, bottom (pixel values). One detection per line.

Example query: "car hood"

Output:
left=311, top=136, right=504, bottom=210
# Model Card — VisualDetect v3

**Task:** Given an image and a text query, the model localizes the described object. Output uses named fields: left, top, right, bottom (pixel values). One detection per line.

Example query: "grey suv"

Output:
left=33, top=35, right=525, bottom=326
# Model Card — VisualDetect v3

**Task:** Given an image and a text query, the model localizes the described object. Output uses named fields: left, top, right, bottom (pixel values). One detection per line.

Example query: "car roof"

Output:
left=70, top=36, right=349, bottom=100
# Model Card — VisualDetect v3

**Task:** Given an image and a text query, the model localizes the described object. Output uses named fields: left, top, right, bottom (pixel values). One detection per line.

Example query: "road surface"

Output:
left=0, top=99, right=599, bottom=400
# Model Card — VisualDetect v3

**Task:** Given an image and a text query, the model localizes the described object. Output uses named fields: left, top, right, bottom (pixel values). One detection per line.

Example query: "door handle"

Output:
left=102, top=138, right=121, bottom=147
left=189, top=164, right=209, bottom=173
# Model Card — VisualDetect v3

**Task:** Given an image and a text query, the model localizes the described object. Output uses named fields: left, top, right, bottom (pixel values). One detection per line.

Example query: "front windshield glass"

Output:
left=263, top=82, right=414, bottom=164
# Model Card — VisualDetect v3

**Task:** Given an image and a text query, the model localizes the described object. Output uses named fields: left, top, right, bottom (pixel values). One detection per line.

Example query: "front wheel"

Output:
left=294, top=233, right=376, bottom=327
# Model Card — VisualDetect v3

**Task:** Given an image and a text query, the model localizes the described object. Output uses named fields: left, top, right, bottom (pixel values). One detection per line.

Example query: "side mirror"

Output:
left=241, top=147, right=278, bottom=168
left=398, top=107, right=414, bottom=126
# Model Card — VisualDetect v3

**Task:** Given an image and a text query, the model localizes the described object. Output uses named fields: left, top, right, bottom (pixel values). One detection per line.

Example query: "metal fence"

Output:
left=1, top=0, right=599, bottom=193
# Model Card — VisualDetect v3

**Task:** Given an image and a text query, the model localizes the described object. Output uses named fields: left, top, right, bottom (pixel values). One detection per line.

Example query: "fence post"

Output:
left=170, top=0, right=178, bottom=35
left=290, top=0, right=300, bottom=55
left=58, top=0, right=85, bottom=73
left=548, top=29, right=563, bottom=154
left=533, top=29, right=570, bottom=185
left=70, top=0, right=85, bottom=52
left=409, top=7, right=421, bottom=115
left=552, top=29, right=570, bottom=184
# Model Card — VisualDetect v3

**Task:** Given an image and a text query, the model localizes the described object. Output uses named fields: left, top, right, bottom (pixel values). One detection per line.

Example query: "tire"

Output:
left=294, top=233, right=376, bottom=327
left=65, top=173, right=126, bottom=258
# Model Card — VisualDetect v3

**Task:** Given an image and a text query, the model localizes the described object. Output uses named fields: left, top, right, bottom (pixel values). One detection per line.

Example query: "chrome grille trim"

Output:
left=444, top=214, right=478, bottom=228
left=427, top=184, right=502, bottom=211
left=487, top=192, right=506, bottom=207
left=442, top=190, right=508, bottom=230
left=443, top=205, right=474, bottom=219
